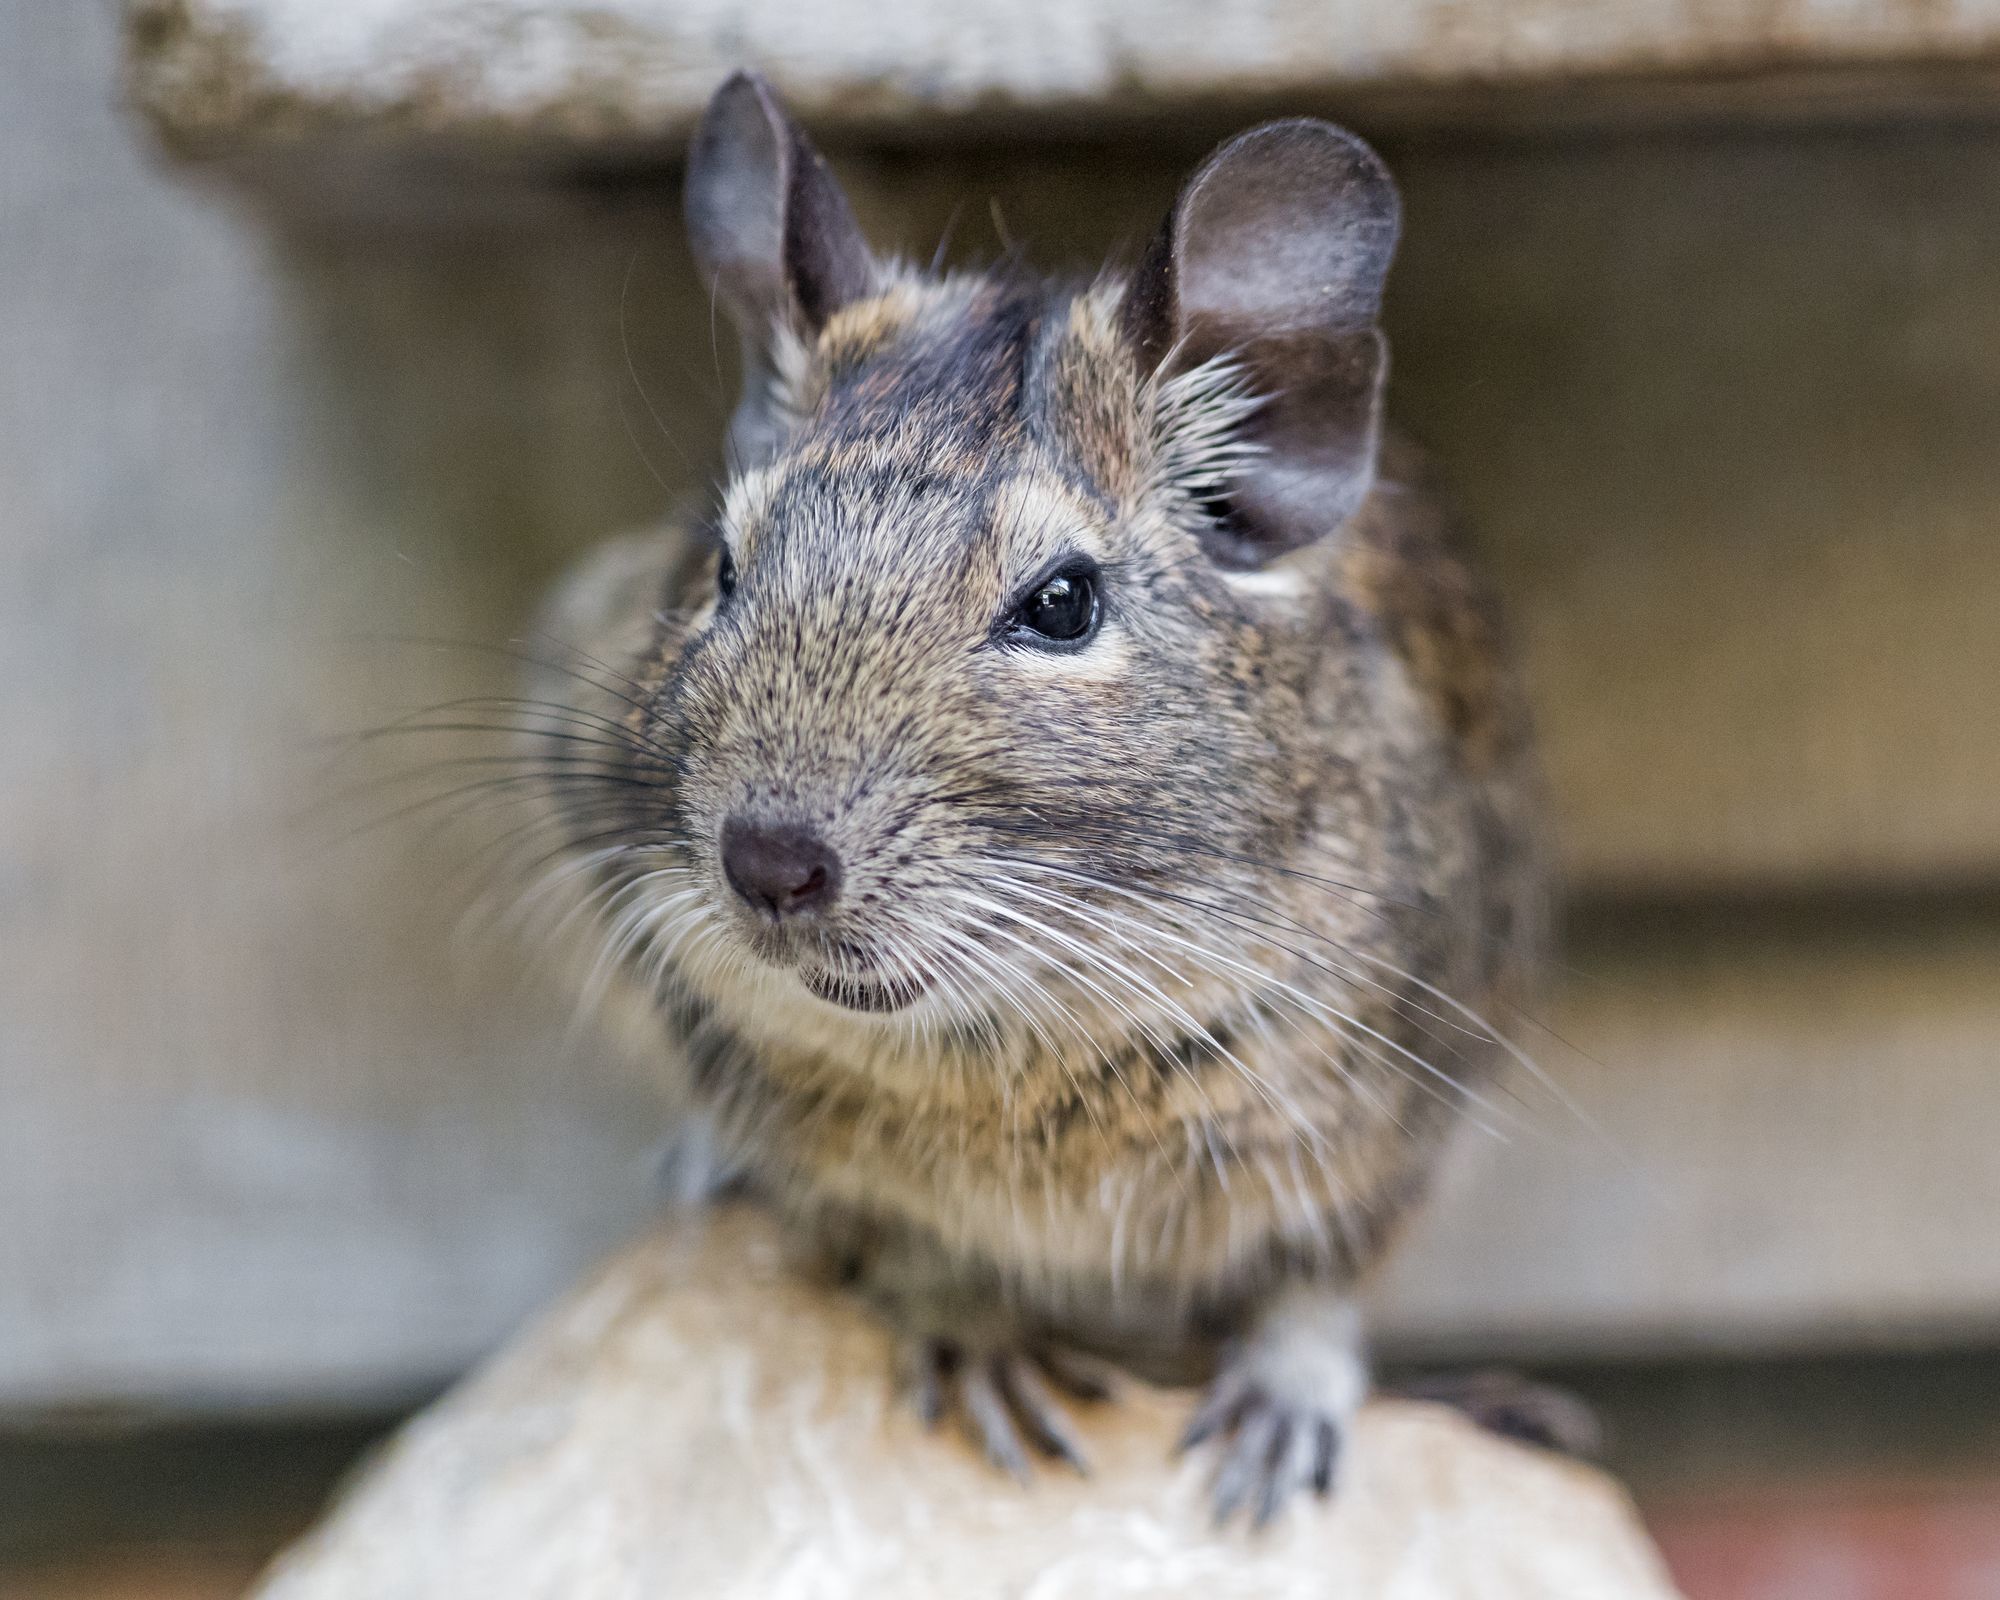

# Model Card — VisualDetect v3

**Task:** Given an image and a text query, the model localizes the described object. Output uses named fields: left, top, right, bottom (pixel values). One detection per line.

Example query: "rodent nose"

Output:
left=719, top=816, right=842, bottom=920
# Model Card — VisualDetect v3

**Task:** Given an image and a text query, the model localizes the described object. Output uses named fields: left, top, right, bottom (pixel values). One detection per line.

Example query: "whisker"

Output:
left=941, top=888, right=1335, bottom=1170
left=972, top=863, right=1526, bottom=1140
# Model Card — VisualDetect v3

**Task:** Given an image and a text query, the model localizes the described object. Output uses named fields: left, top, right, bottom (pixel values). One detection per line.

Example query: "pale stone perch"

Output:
left=252, top=1206, right=1683, bottom=1600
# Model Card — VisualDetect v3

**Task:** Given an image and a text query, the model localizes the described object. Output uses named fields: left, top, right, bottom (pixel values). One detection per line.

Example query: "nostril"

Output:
left=719, top=816, right=843, bottom=920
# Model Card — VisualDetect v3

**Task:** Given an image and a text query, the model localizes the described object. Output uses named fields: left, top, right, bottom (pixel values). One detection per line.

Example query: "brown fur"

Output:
left=522, top=90, right=1548, bottom=1506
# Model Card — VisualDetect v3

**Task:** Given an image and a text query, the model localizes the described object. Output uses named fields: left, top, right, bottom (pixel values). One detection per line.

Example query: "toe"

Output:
left=1310, top=1415, right=1341, bottom=1496
left=1250, top=1414, right=1302, bottom=1529
left=895, top=1336, right=951, bottom=1428
left=1210, top=1401, right=1283, bottom=1525
left=896, top=1337, right=1110, bottom=1483
left=1178, top=1372, right=1253, bottom=1454
left=997, top=1357, right=1090, bottom=1474
left=1191, top=1385, right=1348, bottom=1527
left=960, top=1356, right=1033, bottom=1481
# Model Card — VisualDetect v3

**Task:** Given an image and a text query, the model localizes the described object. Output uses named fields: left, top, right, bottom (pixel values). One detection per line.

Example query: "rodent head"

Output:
left=601, top=74, right=1401, bottom=1044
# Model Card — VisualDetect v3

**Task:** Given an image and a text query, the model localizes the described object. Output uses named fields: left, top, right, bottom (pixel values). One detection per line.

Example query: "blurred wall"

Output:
left=0, top=4, right=689, bottom=1408
left=5, top=4, right=2000, bottom=1410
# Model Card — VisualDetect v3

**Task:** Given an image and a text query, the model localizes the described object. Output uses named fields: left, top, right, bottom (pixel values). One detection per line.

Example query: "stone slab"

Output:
left=250, top=1206, right=1685, bottom=1600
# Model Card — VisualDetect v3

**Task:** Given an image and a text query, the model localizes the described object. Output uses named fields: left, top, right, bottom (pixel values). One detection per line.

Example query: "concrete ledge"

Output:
left=250, top=1205, right=1682, bottom=1600
left=129, top=0, right=2000, bottom=160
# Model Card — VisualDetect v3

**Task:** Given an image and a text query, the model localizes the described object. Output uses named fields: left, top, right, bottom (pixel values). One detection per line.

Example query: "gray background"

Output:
left=6, top=2, right=1998, bottom=1410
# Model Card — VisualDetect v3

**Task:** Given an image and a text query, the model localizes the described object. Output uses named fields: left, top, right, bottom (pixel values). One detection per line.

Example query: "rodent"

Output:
left=524, top=71, right=1550, bottom=1525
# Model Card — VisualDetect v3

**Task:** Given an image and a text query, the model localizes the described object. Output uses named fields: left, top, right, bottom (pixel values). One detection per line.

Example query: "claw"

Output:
left=997, top=1358, right=1091, bottom=1475
left=961, top=1357, right=1032, bottom=1481
left=1210, top=1404, right=1282, bottom=1525
left=1186, top=1367, right=1360, bottom=1526
left=1176, top=1373, right=1252, bottom=1455
left=1250, top=1416, right=1297, bottom=1529
left=1310, top=1416, right=1340, bottom=1496
left=1199, top=1392, right=1346, bottom=1529
left=899, top=1337, right=1099, bottom=1481
left=902, top=1343, right=948, bottom=1428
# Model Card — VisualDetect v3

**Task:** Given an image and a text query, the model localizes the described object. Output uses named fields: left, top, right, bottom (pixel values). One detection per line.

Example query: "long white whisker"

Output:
left=944, top=887, right=1338, bottom=1164
left=983, top=860, right=1527, bottom=1138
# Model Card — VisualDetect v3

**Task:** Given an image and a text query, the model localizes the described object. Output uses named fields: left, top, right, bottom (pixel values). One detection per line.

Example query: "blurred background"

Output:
left=6, top=2, right=2000, bottom=1596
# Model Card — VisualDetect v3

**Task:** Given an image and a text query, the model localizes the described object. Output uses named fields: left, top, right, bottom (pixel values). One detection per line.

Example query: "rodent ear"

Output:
left=685, top=70, right=876, bottom=342
left=1125, top=120, right=1401, bottom=569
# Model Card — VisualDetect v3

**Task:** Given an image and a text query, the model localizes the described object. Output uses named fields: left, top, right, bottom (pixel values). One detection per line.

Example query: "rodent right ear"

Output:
left=684, top=71, right=877, bottom=343
left=1124, top=120, right=1402, bottom=569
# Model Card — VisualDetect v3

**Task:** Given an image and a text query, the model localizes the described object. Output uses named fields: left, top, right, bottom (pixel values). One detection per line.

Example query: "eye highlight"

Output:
left=1003, top=559, right=1101, bottom=649
left=714, top=545, right=738, bottom=601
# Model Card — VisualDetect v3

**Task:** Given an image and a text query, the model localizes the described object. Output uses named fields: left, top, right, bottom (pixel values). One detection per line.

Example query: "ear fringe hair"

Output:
left=1143, top=354, right=1269, bottom=513
left=759, top=320, right=818, bottom=440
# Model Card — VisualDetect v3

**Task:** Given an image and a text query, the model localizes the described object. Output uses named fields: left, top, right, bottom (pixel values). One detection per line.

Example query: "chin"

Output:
left=799, top=966, right=926, bottom=1015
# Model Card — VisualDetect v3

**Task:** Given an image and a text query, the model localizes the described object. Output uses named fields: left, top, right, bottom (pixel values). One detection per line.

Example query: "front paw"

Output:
left=899, top=1335, right=1111, bottom=1482
left=1179, top=1375, right=1344, bottom=1527
left=1178, top=1290, right=1366, bottom=1527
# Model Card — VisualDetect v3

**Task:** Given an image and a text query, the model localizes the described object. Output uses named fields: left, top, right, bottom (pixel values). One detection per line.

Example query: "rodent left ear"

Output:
left=1125, top=120, right=1401, bottom=568
left=684, top=71, right=877, bottom=340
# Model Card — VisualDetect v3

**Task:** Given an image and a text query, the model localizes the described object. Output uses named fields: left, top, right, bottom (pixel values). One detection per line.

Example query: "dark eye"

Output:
left=715, top=545, right=737, bottom=601
left=1007, top=562, right=1100, bottom=647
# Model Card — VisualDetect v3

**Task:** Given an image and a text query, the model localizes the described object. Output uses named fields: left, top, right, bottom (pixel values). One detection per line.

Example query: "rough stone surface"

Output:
left=127, top=0, right=2000, bottom=155
left=250, top=1206, right=1683, bottom=1600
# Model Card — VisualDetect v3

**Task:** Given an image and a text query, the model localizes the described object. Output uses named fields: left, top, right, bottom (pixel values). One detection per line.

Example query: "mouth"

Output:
left=799, top=966, right=926, bottom=1014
